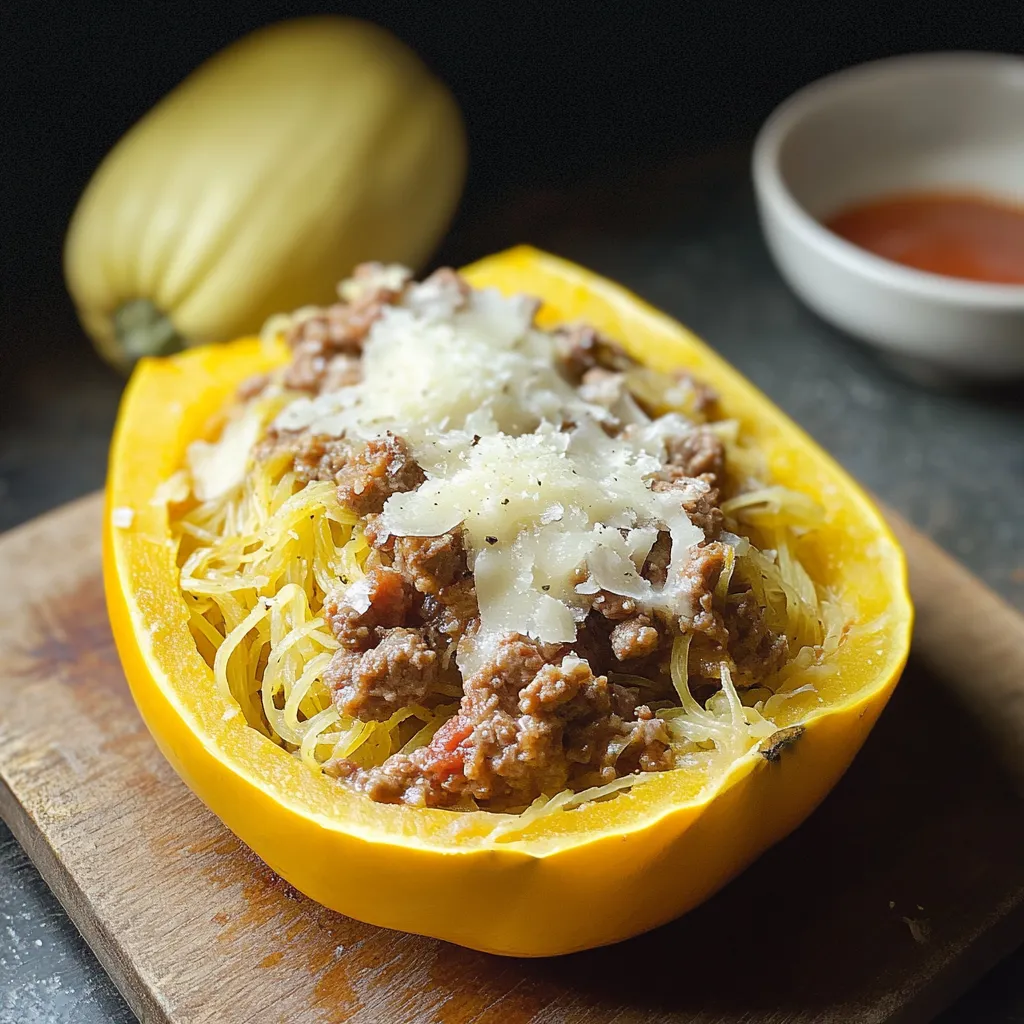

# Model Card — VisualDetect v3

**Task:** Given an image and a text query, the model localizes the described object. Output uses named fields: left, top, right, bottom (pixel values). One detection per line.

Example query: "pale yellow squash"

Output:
left=104, top=247, right=912, bottom=956
left=66, top=17, right=466, bottom=370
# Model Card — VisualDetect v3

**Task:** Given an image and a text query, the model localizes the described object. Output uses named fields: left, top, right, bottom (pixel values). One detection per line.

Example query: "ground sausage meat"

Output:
left=422, top=579, right=480, bottom=652
left=724, top=591, right=790, bottom=685
left=328, top=637, right=674, bottom=807
left=553, top=325, right=633, bottom=382
left=324, top=567, right=414, bottom=651
left=318, top=354, right=363, bottom=393
left=240, top=265, right=804, bottom=808
left=334, top=434, right=425, bottom=516
left=664, top=426, right=725, bottom=483
left=672, top=543, right=793, bottom=688
left=291, top=434, right=353, bottom=484
left=326, top=751, right=432, bottom=806
left=324, top=627, right=439, bottom=722
left=609, top=615, right=660, bottom=662
left=681, top=485, right=725, bottom=541
left=283, top=262, right=408, bottom=393
left=591, top=590, right=640, bottom=621
left=681, top=543, right=728, bottom=637
left=255, top=431, right=425, bottom=517
left=362, top=520, right=477, bottom=647
left=651, top=475, right=724, bottom=540
left=391, top=531, right=467, bottom=595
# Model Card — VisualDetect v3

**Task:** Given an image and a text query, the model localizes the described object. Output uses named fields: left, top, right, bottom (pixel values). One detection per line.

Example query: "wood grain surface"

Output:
left=883, top=506, right=1024, bottom=786
left=1, top=493, right=1022, bottom=1024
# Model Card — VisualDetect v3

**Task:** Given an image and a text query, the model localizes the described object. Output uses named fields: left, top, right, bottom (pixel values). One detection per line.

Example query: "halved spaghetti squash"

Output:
left=104, top=247, right=911, bottom=955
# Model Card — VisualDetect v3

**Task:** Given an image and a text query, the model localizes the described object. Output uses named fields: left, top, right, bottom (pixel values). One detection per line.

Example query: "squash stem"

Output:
left=113, top=299, right=186, bottom=364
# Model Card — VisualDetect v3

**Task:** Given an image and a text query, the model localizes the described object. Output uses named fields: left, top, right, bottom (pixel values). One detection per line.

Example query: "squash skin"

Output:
left=104, top=247, right=912, bottom=956
left=65, top=17, right=466, bottom=371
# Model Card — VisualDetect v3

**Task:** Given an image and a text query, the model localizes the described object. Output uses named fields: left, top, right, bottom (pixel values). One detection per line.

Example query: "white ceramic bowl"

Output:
left=752, top=52, right=1024, bottom=379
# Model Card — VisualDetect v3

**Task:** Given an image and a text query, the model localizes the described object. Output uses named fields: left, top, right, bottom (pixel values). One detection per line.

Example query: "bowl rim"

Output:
left=752, top=51, right=1024, bottom=309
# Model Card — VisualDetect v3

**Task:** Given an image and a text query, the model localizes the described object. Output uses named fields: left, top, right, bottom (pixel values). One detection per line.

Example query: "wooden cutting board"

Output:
left=1, top=493, right=1022, bottom=1024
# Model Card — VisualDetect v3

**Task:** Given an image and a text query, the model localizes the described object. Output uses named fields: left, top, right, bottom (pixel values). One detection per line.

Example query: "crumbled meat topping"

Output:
left=293, top=434, right=353, bottom=484
left=422, top=578, right=480, bottom=652
left=553, top=324, right=633, bottom=382
left=651, top=477, right=724, bottom=541
left=237, top=265, right=799, bottom=808
left=282, top=262, right=409, bottom=392
left=334, top=434, right=425, bottom=516
left=664, top=426, right=725, bottom=483
left=724, top=591, right=790, bottom=686
left=319, top=354, right=363, bottom=393
left=591, top=591, right=639, bottom=621
left=328, top=638, right=673, bottom=807
left=254, top=431, right=425, bottom=515
left=324, top=567, right=414, bottom=651
left=325, top=627, right=439, bottom=722
left=609, top=615, right=661, bottom=662
left=390, top=531, right=467, bottom=595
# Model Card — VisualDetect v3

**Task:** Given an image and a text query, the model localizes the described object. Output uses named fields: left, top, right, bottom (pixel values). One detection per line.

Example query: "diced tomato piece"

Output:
left=420, top=715, right=473, bottom=781
left=434, top=714, right=473, bottom=752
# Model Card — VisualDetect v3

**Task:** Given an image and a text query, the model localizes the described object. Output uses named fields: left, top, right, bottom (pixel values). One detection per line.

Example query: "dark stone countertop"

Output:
left=1, top=148, right=1021, bottom=1023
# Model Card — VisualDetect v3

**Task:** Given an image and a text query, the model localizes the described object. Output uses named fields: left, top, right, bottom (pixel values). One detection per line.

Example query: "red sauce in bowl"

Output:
left=826, top=193, right=1024, bottom=285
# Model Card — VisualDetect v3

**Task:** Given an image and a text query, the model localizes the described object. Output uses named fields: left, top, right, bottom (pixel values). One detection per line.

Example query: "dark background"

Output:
left=4, top=0, right=1024, bottom=305
left=3, top=3, right=1024, bottom=1023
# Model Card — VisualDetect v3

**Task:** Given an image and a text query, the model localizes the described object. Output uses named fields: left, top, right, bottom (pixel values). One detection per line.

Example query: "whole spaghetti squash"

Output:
left=65, top=17, right=466, bottom=372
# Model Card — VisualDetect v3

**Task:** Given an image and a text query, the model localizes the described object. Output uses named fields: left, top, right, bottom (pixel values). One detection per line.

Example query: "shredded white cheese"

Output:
left=378, top=421, right=704, bottom=646
left=274, top=280, right=624, bottom=450
left=187, top=409, right=264, bottom=501
left=111, top=506, right=135, bottom=529
left=151, top=470, right=191, bottom=507
left=268, top=269, right=711, bottom=652
left=338, top=263, right=411, bottom=303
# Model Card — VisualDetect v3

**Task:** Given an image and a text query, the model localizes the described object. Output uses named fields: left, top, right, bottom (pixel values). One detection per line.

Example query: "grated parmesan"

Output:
left=379, top=422, right=705, bottom=648
left=111, top=506, right=135, bottom=529
left=187, top=408, right=264, bottom=501
left=269, top=274, right=711, bottom=652
left=274, top=279, right=625, bottom=450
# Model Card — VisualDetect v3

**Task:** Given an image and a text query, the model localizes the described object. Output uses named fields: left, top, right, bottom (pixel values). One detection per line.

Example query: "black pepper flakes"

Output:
left=485, top=536, right=498, bottom=545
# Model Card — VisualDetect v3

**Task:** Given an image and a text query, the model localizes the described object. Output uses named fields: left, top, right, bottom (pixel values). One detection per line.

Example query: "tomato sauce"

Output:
left=825, top=192, right=1024, bottom=285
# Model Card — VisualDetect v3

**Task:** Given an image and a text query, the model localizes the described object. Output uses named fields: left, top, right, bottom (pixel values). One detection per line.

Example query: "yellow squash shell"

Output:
left=66, top=17, right=466, bottom=370
left=104, top=247, right=912, bottom=956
